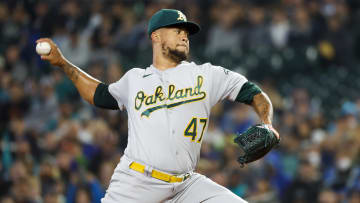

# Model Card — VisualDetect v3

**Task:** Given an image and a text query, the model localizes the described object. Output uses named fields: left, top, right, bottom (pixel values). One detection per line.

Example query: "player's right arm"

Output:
left=37, top=38, right=119, bottom=109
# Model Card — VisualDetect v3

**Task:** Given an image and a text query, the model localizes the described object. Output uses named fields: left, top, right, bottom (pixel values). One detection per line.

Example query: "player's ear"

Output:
left=151, top=31, right=160, bottom=43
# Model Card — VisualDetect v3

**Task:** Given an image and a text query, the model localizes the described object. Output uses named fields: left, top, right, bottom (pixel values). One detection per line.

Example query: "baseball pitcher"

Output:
left=37, top=9, right=280, bottom=203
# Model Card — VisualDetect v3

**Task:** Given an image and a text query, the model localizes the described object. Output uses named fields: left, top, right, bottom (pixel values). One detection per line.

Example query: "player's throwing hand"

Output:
left=36, top=38, right=66, bottom=67
left=35, top=38, right=100, bottom=105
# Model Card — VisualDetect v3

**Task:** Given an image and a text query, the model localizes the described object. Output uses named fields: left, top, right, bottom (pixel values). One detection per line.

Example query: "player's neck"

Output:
left=153, top=53, right=180, bottom=71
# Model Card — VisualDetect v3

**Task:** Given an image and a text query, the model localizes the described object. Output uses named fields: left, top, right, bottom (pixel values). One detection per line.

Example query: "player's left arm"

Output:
left=206, top=64, right=279, bottom=139
left=235, top=82, right=279, bottom=139
left=251, top=92, right=279, bottom=139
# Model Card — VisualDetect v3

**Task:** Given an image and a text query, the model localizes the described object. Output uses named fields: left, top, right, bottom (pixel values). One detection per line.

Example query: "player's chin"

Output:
left=169, top=47, right=189, bottom=62
left=176, top=50, right=189, bottom=60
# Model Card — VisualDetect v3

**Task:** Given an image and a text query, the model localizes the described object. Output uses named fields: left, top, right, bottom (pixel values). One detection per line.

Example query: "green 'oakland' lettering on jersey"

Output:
left=135, top=76, right=206, bottom=117
left=135, top=91, right=145, bottom=110
left=135, top=86, right=166, bottom=110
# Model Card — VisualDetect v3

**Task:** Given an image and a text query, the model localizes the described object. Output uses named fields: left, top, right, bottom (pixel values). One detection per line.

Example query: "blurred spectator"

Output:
left=247, top=179, right=278, bottom=203
left=282, top=160, right=321, bottom=203
left=222, top=103, right=256, bottom=134
left=348, top=190, right=360, bottom=203
left=73, top=185, right=92, bottom=203
left=318, top=189, right=339, bottom=203
left=243, top=6, right=270, bottom=50
left=269, top=8, right=290, bottom=49
left=288, top=6, right=314, bottom=48
left=0, top=196, right=15, bottom=203
left=57, top=28, right=91, bottom=68
left=5, top=45, right=27, bottom=82
left=206, top=2, right=244, bottom=57
left=319, top=14, right=354, bottom=66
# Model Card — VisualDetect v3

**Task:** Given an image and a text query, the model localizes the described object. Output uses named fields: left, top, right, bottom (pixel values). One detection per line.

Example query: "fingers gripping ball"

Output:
left=36, top=42, right=51, bottom=55
left=234, top=124, right=280, bottom=167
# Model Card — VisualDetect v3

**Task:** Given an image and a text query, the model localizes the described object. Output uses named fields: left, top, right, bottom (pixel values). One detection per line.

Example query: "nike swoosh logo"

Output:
left=143, top=73, right=153, bottom=78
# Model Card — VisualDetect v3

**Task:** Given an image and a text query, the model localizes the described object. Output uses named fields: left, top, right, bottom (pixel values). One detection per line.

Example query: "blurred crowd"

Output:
left=1, top=0, right=360, bottom=202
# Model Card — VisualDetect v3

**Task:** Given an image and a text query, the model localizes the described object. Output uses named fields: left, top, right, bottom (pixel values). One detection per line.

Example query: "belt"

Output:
left=129, top=162, right=191, bottom=183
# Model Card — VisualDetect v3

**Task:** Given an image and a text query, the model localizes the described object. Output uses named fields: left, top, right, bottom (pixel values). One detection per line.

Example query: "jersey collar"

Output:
left=146, top=61, right=189, bottom=74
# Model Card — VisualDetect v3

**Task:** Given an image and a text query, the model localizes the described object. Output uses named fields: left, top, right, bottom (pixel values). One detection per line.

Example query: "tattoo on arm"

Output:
left=62, top=63, right=80, bottom=82
left=58, top=60, right=100, bottom=104
left=252, top=93, right=273, bottom=125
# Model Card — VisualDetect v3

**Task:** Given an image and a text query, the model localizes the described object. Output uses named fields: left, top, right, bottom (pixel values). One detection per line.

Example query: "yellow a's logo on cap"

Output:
left=177, top=11, right=187, bottom=22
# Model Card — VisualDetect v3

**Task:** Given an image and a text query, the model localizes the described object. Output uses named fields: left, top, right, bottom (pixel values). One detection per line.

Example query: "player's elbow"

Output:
left=252, top=92, right=271, bottom=106
left=79, top=91, right=95, bottom=105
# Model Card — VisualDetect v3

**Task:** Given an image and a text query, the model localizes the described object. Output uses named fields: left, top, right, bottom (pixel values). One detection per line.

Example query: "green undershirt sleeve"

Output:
left=235, top=81, right=262, bottom=105
left=93, top=83, right=119, bottom=110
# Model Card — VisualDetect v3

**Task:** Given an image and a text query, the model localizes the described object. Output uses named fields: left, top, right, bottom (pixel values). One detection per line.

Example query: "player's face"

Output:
left=159, top=26, right=190, bottom=63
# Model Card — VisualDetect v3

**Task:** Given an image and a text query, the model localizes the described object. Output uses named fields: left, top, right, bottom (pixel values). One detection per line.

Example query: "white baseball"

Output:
left=36, top=42, right=51, bottom=55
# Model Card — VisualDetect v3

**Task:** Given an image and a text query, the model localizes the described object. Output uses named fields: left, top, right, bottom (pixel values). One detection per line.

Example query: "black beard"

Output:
left=162, top=43, right=188, bottom=63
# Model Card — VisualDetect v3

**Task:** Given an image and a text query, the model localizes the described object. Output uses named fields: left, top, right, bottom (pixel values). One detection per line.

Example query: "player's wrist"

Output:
left=261, top=122, right=272, bottom=127
left=264, top=124, right=280, bottom=139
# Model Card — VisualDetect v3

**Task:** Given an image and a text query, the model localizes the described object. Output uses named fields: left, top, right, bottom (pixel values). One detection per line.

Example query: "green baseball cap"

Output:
left=147, top=9, right=200, bottom=36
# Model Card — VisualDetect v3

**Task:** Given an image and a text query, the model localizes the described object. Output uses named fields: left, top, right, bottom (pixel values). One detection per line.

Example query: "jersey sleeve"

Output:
left=93, top=83, right=119, bottom=110
left=108, top=70, right=131, bottom=110
left=206, top=64, right=248, bottom=106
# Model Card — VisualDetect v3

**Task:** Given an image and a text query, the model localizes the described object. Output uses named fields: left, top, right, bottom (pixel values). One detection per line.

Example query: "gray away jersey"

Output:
left=108, top=61, right=248, bottom=174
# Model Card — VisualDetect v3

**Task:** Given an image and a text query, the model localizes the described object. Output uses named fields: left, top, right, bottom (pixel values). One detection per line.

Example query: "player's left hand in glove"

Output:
left=234, top=124, right=280, bottom=167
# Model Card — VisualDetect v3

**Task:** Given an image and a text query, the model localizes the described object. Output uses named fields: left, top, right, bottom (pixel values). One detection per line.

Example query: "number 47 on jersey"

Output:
left=184, top=117, right=208, bottom=143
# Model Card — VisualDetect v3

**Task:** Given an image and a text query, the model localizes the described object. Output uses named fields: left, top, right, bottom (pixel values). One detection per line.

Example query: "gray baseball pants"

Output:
left=101, top=156, right=247, bottom=203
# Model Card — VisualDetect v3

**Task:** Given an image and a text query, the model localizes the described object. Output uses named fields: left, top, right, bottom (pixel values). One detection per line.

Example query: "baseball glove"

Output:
left=234, top=124, right=280, bottom=166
